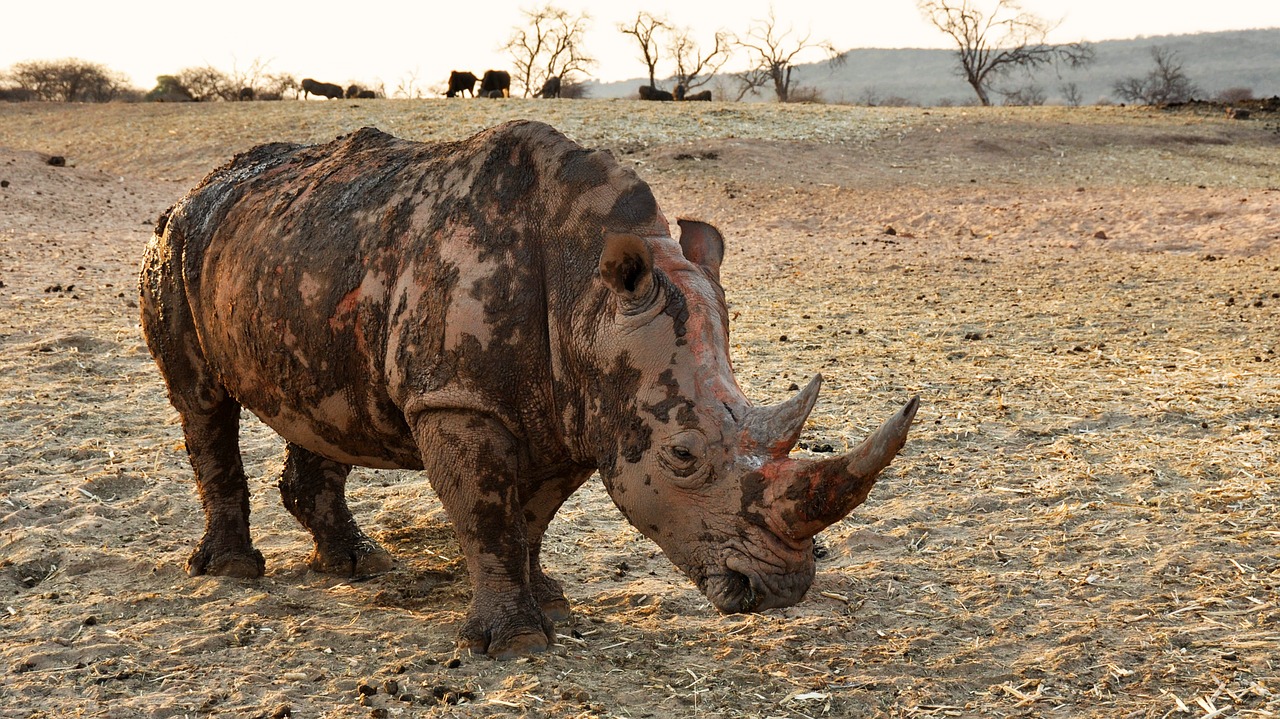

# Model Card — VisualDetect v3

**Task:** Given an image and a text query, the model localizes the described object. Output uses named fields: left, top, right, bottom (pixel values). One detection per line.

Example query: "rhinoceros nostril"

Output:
left=711, top=567, right=760, bottom=614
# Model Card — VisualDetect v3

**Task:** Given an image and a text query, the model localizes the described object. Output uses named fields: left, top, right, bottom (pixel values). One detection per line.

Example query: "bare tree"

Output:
left=226, top=58, right=277, bottom=99
left=173, top=65, right=235, bottom=101
left=1060, top=81, right=1083, bottom=107
left=918, top=0, right=1093, bottom=106
left=728, top=67, right=772, bottom=101
left=1113, top=46, right=1198, bottom=105
left=671, top=27, right=731, bottom=95
left=735, top=8, right=842, bottom=103
left=8, top=58, right=131, bottom=102
left=998, top=82, right=1046, bottom=106
left=258, top=73, right=298, bottom=101
left=393, top=69, right=424, bottom=99
left=619, top=12, right=667, bottom=91
left=504, top=4, right=595, bottom=98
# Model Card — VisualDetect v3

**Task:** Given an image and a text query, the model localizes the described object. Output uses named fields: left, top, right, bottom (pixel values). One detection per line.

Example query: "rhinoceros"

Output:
left=139, top=120, right=918, bottom=658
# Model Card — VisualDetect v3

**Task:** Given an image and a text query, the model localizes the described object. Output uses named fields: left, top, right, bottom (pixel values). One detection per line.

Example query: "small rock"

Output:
left=778, top=335, right=788, bottom=342
left=47, top=156, right=66, bottom=167
left=884, top=226, right=897, bottom=236
left=1093, top=230, right=1108, bottom=240
left=356, top=683, right=377, bottom=696
left=382, top=679, right=399, bottom=696
left=270, top=704, right=292, bottom=719
left=370, top=709, right=388, bottom=719
left=787, top=382, right=800, bottom=391
left=398, top=693, right=415, bottom=703
left=0, top=180, right=9, bottom=188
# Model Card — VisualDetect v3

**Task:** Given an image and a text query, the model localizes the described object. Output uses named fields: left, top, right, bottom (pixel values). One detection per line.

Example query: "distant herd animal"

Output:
left=446, top=71, right=478, bottom=97
left=479, top=69, right=511, bottom=98
left=638, top=85, right=674, bottom=101
left=674, top=84, right=712, bottom=102
left=300, top=78, right=344, bottom=100
left=289, top=70, right=711, bottom=102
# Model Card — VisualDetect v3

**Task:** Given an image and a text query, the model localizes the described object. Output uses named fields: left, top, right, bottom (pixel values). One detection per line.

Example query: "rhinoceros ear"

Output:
left=600, top=232, right=656, bottom=309
left=677, top=218, right=724, bottom=282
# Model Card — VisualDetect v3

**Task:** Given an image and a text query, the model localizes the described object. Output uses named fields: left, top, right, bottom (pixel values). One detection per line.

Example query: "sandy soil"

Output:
left=1, top=100, right=1278, bottom=718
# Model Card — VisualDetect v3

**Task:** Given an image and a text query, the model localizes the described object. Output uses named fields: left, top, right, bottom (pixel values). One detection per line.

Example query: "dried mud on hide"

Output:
left=1, top=101, right=1278, bottom=718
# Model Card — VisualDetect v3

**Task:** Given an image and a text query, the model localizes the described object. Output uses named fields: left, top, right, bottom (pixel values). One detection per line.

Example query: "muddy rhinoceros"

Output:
left=139, top=120, right=919, bottom=658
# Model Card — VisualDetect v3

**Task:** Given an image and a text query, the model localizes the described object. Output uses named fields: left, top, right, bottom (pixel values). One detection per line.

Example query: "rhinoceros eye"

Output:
left=660, top=431, right=710, bottom=486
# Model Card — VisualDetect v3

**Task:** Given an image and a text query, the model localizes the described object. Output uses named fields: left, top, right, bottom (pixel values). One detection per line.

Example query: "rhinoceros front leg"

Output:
left=522, top=468, right=594, bottom=622
left=278, top=443, right=394, bottom=576
left=413, top=412, right=554, bottom=659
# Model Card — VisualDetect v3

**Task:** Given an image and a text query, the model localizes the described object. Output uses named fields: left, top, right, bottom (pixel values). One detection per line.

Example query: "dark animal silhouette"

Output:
left=139, top=120, right=918, bottom=660
left=446, top=71, right=478, bottom=98
left=674, top=84, right=711, bottom=102
left=301, top=78, right=344, bottom=100
left=237, top=87, right=255, bottom=101
left=345, top=85, right=376, bottom=99
left=479, top=70, right=511, bottom=98
left=540, top=76, right=561, bottom=99
left=638, top=85, right=673, bottom=101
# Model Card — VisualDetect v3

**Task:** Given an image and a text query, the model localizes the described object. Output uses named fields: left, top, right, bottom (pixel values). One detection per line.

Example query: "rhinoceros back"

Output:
left=150, top=122, right=668, bottom=471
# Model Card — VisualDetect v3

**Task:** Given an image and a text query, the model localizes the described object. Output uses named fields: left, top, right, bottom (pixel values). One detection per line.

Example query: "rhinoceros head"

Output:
left=588, top=219, right=919, bottom=613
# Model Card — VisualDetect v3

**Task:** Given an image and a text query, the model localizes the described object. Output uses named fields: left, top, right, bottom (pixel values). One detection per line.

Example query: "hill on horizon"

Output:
left=585, top=28, right=1280, bottom=105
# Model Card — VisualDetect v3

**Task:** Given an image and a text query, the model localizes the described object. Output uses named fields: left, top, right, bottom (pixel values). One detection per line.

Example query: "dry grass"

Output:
left=1, top=99, right=1278, bottom=718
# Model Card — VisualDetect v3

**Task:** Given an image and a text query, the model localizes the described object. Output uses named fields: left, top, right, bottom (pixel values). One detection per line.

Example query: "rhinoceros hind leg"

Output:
left=278, top=443, right=394, bottom=576
left=522, top=467, right=594, bottom=623
left=532, top=574, right=571, bottom=623
left=179, top=398, right=265, bottom=579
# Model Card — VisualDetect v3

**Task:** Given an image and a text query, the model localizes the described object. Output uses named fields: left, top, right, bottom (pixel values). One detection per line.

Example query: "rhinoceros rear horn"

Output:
left=600, top=232, right=656, bottom=310
left=771, top=395, right=920, bottom=541
left=746, top=374, right=823, bottom=459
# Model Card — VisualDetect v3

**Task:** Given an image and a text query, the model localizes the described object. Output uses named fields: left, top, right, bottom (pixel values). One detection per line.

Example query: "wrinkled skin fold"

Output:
left=139, top=120, right=919, bottom=658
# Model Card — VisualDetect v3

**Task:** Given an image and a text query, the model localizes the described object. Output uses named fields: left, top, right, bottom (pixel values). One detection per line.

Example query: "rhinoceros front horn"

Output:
left=769, top=395, right=920, bottom=541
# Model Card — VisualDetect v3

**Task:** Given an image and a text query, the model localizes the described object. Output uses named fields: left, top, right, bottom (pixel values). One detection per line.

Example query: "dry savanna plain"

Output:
left=0, top=98, right=1277, bottom=719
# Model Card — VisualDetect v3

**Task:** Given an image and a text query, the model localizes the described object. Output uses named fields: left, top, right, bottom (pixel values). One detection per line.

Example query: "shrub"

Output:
left=6, top=58, right=133, bottom=102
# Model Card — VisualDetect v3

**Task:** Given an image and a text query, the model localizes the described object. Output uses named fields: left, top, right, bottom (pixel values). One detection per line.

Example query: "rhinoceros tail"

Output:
left=154, top=204, right=175, bottom=238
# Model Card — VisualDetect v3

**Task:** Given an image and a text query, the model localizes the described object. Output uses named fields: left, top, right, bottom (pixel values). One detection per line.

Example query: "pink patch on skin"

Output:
left=329, top=287, right=361, bottom=332
left=650, top=240, right=745, bottom=409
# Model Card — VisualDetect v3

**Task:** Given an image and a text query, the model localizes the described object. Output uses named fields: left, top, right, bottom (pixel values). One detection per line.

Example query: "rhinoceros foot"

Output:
left=460, top=592, right=556, bottom=659
left=187, top=542, right=265, bottom=579
left=533, top=574, right=572, bottom=623
left=306, top=538, right=394, bottom=577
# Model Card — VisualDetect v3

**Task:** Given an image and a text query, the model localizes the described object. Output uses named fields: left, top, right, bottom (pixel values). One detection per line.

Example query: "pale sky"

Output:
left=5, top=1, right=1277, bottom=93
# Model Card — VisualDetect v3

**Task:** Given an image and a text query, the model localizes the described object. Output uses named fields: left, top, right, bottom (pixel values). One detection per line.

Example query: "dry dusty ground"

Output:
left=0, top=99, right=1278, bottom=719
